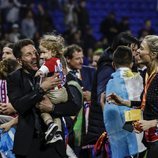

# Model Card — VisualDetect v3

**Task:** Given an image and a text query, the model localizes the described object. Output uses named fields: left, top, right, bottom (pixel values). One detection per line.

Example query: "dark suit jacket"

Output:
left=7, top=68, right=45, bottom=155
left=7, top=68, right=82, bottom=156
left=80, top=65, right=96, bottom=91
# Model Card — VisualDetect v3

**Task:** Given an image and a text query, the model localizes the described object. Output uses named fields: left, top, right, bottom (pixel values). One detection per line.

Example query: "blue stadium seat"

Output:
left=51, top=0, right=158, bottom=39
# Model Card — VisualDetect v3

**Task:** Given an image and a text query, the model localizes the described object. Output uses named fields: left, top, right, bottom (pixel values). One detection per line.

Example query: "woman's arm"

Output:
left=0, top=116, right=18, bottom=132
left=138, top=119, right=158, bottom=131
left=106, top=93, right=141, bottom=108
left=106, top=93, right=131, bottom=106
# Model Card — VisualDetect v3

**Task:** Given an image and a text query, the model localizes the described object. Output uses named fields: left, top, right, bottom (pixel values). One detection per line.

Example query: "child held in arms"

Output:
left=36, top=34, right=68, bottom=144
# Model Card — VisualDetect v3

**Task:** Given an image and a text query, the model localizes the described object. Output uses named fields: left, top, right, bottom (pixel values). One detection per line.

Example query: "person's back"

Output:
left=85, top=32, right=141, bottom=158
left=64, top=34, right=140, bottom=157
left=103, top=46, right=144, bottom=158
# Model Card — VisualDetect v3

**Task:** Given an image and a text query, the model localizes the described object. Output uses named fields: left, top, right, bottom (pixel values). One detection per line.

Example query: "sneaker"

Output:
left=45, top=123, right=58, bottom=142
left=46, top=133, right=63, bottom=144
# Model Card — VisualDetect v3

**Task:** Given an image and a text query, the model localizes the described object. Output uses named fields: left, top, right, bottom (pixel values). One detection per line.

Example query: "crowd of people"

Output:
left=0, top=1, right=158, bottom=158
left=0, top=0, right=157, bottom=66
left=0, top=30, right=158, bottom=158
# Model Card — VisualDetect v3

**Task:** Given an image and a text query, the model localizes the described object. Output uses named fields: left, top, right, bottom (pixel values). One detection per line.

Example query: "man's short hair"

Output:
left=13, top=39, right=34, bottom=58
left=113, top=45, right=133, bottom=67
left=4, top=43, right=14, bottom=49
left=64, top=44, right=82, bottom=59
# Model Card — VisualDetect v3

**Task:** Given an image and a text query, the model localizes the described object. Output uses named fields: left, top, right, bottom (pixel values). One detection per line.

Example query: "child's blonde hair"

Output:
left=40, top=33, right=65, bottom=58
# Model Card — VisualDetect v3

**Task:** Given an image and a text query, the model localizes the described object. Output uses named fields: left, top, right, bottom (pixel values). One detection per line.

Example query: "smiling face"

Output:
left=67, top=51, right=84, bottom=70
left=136, top=39, right=151, bottom=66
left=20, top=44, right=39, bottom=71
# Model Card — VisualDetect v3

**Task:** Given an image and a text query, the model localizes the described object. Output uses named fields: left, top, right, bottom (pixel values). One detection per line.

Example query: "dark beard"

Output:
left=22, top=61, right=37, bottom=76
left=26, top=68, right=37, bottom=76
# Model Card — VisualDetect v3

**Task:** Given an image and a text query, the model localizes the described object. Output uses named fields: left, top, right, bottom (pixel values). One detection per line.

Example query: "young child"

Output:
left=36, top=34, right=68, bottom=144
left=103, top=46, right=146, bottom=158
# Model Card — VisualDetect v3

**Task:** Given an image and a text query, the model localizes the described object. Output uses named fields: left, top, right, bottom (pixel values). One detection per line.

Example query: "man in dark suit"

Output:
left=64, top=44, right=95, bottom=93
left=7, top=39, right=82, bottom=158
left=64, top=44, right=96, bottom=157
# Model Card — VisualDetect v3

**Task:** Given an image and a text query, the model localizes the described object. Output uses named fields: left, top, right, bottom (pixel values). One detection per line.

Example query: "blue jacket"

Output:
left=103, top=68, right=143, bottom=158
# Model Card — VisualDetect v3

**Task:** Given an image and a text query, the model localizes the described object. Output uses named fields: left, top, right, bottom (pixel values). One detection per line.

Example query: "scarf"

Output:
left=0, top=80, right=8, bottom=103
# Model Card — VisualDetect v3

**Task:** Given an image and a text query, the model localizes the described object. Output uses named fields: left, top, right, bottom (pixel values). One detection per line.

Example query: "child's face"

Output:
left=39, top=45, right=52, bottom=60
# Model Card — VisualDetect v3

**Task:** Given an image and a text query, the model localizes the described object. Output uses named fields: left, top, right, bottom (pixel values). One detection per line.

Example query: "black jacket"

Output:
left=84, top=48, right=115, bottom=145
left=7, top=68, right=82, bottom=156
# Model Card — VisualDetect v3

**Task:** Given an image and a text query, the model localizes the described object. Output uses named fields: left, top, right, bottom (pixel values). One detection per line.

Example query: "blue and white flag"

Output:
left=0, top=127, right=15, bottom=158
left=103, top=67, right=146, bottom=158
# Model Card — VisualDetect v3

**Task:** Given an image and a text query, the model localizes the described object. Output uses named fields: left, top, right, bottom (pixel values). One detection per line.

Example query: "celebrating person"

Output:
left=107, top=35, right=158, bottom=158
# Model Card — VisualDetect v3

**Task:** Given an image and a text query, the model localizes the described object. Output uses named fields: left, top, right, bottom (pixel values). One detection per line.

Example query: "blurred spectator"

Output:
left=91, top=48, right=103, bottom=69
left=8, top=23, right=24, bottom=42
left=32, top=31, right=41, bottom=48
left=35, top=4, right=55, bottom=34
left=83, top=26, right=97, bottom=55
left=100, top=11, right=118, bottom=44
left=6, top=3, right=19, bottom=24
left=0, top=0, right=15, bottom=34
left=138, top=19, right=155, bottom=41
left=63, top=0, right=78, bottom=30
left=76, top=0, right=89, bottom=33
left=118, top=16, right=131, bottom=33
left=0, top=0, right=11, bottom=9
left=1, top=42, right=15, bottom=60
left=68, top=30, right=84, bottom=48
left=0, top=40, right=9, bottom=60
left=5, top=0, right=26, bottom=24
left=63, top=22, right=78, bottom=45
left=21, top=9, right=36, bottom=39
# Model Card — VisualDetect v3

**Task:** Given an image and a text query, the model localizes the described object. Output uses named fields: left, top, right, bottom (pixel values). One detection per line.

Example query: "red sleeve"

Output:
left=44, top=58, right=58, bottom=73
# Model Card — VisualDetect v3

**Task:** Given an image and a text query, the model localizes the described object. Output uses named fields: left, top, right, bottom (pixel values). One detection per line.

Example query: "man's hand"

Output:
left=36, top=95, right=54, bottom=113
left=100, top=92, right=106, bottom=110
left=106, top=93, right=131, bottom=107
left=106, top=93, right=123, bottom=105
left=40, top=73, right=62, bottom=92
left=0, top=103, right=16, bottom=115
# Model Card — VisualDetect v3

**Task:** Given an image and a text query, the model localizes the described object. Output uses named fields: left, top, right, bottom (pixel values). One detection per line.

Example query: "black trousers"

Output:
left=15, top=137, right=67, bottom=158
left=124, top=150, right=146, bottom=158
left=146, top=141, right=158, bottom=158
left=138, top=150, right=146, bottom=158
